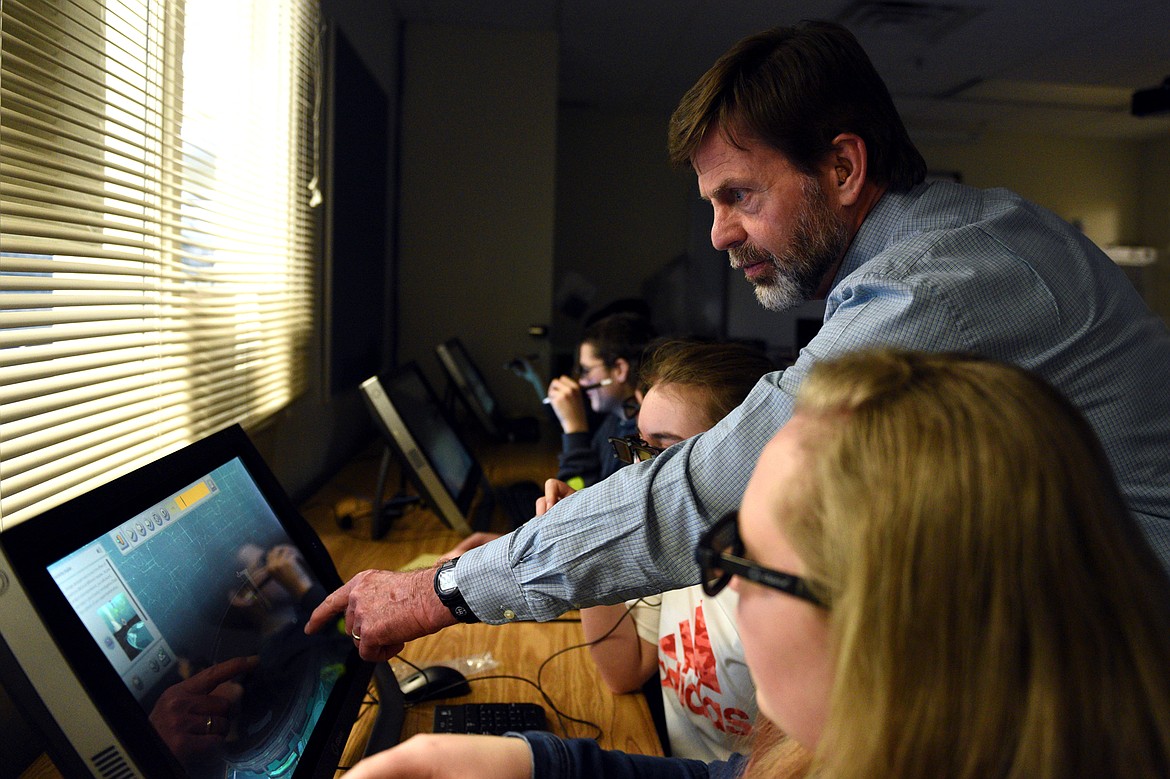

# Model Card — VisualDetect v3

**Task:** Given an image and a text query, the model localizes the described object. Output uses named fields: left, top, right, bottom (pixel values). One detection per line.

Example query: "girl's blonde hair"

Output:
left=753, top=349, right=1170, bottom=778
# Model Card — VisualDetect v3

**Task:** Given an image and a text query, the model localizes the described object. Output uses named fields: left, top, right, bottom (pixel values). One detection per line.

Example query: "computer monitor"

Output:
left=0, top=425, right=375, bottom=778
left=359, top=363, right=481, bottom=536
left=435, top=339, right=540, bottom=443
left=435, top=338, right=503, bottom=439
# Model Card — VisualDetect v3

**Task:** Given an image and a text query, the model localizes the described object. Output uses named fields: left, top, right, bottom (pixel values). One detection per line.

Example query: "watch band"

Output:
left=434, top=557, right=480, bottom=623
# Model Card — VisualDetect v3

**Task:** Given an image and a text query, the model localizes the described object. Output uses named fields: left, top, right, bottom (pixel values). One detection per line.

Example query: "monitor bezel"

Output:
left=0, top=424, right=372, bottom=778
left=359, top=363, right=480, bottom=536
left=434, top=338, right=502, bottom=439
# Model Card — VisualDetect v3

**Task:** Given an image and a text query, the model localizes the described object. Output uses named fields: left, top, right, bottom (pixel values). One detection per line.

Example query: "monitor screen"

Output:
left=435, top=338, right=500, bottom=437
left=359, top=363, right=481, bottom=536
left=0, top=425, right=372, bottom=779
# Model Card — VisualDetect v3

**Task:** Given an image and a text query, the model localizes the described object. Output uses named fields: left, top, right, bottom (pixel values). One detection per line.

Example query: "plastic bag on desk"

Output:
left=390, top=651, right=499, bottom=682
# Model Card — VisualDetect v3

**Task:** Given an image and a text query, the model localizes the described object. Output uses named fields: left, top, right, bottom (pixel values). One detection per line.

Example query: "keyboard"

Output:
left=433, top=702, right=548, bottom=735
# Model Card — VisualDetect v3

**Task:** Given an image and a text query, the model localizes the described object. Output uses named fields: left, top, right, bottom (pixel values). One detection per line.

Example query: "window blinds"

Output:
left=0, top=0, right=320, bottom=526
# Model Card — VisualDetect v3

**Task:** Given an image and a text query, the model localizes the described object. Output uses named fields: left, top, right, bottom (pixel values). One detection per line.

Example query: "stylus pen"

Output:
left=542, top=378, right=612, bottom=404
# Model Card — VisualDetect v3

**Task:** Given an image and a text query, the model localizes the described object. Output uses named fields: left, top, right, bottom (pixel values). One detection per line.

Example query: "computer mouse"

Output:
left=398, top=664, right=471, bottom=704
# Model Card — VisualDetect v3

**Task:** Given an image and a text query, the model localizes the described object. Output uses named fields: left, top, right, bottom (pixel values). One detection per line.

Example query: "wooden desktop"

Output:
left=316, top=435, right=664, bottom=772
left=19, top=433, right=661, bottom=779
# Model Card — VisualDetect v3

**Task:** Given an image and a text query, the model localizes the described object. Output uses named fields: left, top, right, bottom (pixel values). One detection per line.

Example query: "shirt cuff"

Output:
left=509, top=730, right=568, bottom=776
left=458, top=534, right=543, bottom=623
left=502, top=733, right=537, bottom=778
left=561, top=431, right=591, bottom=449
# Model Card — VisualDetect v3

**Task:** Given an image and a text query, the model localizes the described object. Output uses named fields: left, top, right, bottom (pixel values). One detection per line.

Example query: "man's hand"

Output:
left=303, top=567, right=456, bottom=661
left=345, top=733, right=532, bottom=779
left=535, top=478, right=576, bottom=516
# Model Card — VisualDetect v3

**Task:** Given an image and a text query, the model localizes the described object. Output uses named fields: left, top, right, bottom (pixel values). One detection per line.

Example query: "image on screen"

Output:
left=46, top=457, right=352, bottom=779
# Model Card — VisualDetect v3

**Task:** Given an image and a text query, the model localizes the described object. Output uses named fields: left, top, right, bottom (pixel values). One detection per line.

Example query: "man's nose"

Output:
left=710, top=205, right=744, bottom=251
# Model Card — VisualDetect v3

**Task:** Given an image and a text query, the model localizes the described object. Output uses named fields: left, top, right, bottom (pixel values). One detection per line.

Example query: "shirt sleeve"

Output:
left=456, top=269, right=964, bottom=624
left=514, top=730, right=745, bottom=779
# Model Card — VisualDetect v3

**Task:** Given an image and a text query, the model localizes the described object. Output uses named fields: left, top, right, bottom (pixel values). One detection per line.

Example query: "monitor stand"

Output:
left=363, top=663, right=406, bottom=756
left=371, top=446, right=420, bottom=540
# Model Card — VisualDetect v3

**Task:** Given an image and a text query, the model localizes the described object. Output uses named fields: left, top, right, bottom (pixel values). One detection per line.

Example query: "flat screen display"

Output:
left=359, top=363, right=481, bottom=535
left=46, top=457, right=350, bottom=777
left=0, top=425, right=369, bottom=778
left=381, top=368, right=477, bottom=501
left=437, top=338, right=499, bottom=426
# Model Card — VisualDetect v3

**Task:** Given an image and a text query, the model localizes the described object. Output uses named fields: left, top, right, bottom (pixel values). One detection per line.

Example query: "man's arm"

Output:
left=454, top=263, right=980, bottom=623
left=305, top=265, right=964, bottom=644
left=304, top=370, right=797, bottom=650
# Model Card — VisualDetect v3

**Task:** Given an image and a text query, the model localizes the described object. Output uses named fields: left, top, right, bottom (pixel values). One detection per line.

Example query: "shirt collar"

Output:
left=827, top=183, right=928, bottom=292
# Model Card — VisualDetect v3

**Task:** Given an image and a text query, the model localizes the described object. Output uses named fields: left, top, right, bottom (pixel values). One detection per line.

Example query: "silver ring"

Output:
left=351, top=630, right=361, bottom=641
left=205, top=715, right=214, bottom=734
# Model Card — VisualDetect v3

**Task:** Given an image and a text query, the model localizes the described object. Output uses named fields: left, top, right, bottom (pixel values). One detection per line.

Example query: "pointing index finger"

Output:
left=304, top=577, right=356, bottom=635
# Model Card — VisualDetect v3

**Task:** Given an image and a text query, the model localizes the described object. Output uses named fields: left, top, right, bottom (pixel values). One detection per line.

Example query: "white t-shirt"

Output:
left=628, top=586, right=756, bottom=761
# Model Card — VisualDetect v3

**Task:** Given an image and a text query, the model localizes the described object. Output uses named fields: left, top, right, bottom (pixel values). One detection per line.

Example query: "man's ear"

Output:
left=826, top=133, right=868, bottom=207
left=612, top=358, right=631, bottom=384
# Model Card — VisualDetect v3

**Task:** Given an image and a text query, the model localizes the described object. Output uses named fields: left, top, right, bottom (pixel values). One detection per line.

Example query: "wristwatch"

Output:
left=434, top=557, right=480, bottom=623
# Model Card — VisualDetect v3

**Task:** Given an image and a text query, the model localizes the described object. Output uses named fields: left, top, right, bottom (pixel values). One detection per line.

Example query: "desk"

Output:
left=19, top=436, right=663, bottom=778
left=334, top=618, right=663, bottom=770
left=311, top=438, right=664, bottom=772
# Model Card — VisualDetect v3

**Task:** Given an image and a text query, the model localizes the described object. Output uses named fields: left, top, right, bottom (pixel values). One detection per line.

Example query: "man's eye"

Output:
left=721, top=189, right=751, bottom=206
left=710, top=189, right=750, bottom=207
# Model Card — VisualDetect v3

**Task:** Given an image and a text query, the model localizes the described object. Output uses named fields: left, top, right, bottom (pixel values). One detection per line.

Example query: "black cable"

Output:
left=333, top=684, right=386, bottom=772
left=397, top=655, right=425, bottom=675
left=361, top=600, right=651, bottom=749
left=532, top=598, right=652, bottom=740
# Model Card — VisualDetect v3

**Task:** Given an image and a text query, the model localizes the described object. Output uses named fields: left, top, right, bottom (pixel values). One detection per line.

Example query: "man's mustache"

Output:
left=728, top=243, right=775, bottom=269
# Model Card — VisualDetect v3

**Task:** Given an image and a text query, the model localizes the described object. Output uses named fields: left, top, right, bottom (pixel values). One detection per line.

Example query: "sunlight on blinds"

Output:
left=0, top=0, right=320, bottom=526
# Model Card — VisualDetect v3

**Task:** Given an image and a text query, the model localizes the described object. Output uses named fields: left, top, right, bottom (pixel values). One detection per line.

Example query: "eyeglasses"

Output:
left=608, top=435, right=663, bottom=464
left=695, top=511, right=826, bottom=608
left=575, top=362, right=607, bottom=381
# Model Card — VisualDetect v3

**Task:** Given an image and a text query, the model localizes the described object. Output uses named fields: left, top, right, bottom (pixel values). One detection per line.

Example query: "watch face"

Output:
left=437, top=566, right=457, bottom=595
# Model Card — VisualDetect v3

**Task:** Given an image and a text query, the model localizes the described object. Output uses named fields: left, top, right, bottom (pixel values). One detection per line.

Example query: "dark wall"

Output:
left=325, top=25, right=391, bottom=395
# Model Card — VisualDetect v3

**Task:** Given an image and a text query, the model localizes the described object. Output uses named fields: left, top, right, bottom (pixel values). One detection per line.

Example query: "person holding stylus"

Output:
left=545, top=312, right=656, bottom=495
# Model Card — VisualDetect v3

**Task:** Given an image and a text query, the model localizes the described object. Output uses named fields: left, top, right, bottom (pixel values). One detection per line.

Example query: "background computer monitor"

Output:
left=435, top=338, right=503, bottom=439
left=435, top=338, right=541, bottom=443
left=359, top=363, right=481, bottom=536
left=0, top=425, right=374, bottom=779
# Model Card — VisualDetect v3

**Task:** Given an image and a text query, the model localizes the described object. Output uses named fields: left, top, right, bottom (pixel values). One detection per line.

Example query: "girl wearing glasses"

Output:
left=581, top=338, right=775, bottom=762
left=349, top=349, right=1170, bottom=778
